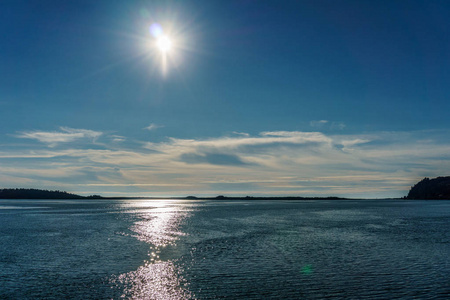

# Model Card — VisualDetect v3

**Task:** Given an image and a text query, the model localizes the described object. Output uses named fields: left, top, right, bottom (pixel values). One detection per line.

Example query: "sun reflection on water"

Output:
left=131, top=206, right=188, bottom=247
left=111, top=200, right=194, bottom=299
left=112, top=260, right=192, bottom=299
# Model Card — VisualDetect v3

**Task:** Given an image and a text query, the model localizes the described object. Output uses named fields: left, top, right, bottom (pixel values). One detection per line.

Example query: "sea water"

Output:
left=0, top=199, right=449, bottom=299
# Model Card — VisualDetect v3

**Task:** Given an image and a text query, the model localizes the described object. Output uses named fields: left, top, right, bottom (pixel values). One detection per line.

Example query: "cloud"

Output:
left=144, top=123, right=164, bottom=131
left=154, top=131, right=331, bottom=154
left=310, top=120, right=346, bottom=130
left=15, top=127, right=102, bottom=146
left=110, top=135, right=126, bottom=143
left=4, top=129, right=450, bottom=198
left=310, top=120, right=329, bottom=127
left=180, top=152, right=251, bottom=166
left=232, top=131, right=250, bottom=137
left=330, top=122, right=346, bottom=130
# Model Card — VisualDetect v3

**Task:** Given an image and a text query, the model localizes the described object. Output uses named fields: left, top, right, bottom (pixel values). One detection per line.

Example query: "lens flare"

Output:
left=301, top=264, right=313, bottom=275
left=149, top=23, right=163, bottom=38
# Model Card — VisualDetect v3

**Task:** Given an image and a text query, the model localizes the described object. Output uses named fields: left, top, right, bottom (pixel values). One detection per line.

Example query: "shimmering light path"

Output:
left=111, top=200, right=193, bottom=299
left=111, top=261, right=191, bottom=299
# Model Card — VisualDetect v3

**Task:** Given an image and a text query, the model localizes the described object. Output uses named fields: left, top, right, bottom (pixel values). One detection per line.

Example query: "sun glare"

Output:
left=157, top=36, right=172, bottom=53
left=144, top=21, right=188, bottom=76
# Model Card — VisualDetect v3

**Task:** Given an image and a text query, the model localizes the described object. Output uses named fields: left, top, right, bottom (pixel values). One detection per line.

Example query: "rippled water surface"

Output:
left=0, top=199, right=449, bottom=299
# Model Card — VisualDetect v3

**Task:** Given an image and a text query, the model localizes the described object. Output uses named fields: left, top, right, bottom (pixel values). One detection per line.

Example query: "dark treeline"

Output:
left=0, top=188, right=88, bottom=199
left=406, top=176, right=450, bottom=200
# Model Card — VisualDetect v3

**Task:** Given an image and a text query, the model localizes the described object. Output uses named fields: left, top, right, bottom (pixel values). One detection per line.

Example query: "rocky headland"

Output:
left=406, top=176, right=450, bottom=200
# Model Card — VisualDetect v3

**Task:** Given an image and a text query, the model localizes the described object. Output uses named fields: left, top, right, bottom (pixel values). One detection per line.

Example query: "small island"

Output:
left=406, top=176, right=450, bottom=200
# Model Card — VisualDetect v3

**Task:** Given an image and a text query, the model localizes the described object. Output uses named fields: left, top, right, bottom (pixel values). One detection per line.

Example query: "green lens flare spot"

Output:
left=301, top=264, right=313, bottom=275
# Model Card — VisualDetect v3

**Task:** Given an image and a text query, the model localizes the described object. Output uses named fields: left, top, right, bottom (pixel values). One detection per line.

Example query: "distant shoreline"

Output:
left=0, top=189, right=400, bottom=200
left=4, top=176, right=450, bottom=200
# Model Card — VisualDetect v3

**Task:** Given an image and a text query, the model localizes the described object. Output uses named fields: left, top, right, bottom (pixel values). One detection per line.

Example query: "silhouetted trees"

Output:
left=0, top=188, right=85, bottom=199
left=406, top=177, right=450, bottom=199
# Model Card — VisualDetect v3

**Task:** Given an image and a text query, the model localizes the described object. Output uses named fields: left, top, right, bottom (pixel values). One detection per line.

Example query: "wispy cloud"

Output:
left=310, top=120, right=329, bottom=128
left=16, top=127, right=102, bottom=146
left=144, top=123, right=164, bottom=131
left=110, top=135, right=126, bottom=143
left=4, top=129, right=450, bottom=197
left=330, top=122, right=346, bottom=130
left=232, top=131, right=250, bottom=137
left=180, top=152, right=251, bottom=166
left=310, top=120, right=346, bottom=130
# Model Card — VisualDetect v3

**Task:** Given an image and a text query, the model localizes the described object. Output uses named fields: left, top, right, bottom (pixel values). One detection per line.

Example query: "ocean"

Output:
left=0, top=199, right=449, bottom=299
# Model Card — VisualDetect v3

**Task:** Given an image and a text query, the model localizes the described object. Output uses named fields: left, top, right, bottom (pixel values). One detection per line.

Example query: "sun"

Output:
left=145, top=22, right=184, bottom=76
left=156, top=35, right=172, bottom=53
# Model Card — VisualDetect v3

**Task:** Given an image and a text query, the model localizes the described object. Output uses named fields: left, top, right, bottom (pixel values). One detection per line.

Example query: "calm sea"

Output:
left=0, top=199, right=449, bottom=299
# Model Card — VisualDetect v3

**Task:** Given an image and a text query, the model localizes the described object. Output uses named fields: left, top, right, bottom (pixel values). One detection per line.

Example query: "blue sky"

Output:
left=1, top=0, right=450, bottom=197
